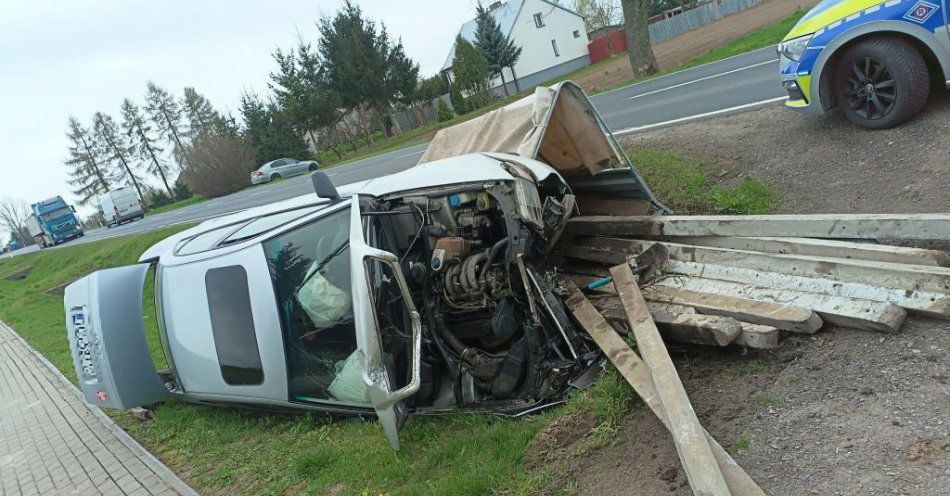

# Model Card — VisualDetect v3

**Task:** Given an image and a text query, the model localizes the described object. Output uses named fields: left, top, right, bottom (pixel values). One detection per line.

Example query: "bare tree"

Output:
left=621, top=0, right=659, bottom=77
left=179, top=134, right=257, bottom=198
left=574, top=0, right=623, bottom=32
left=93, top=112, right=146, bottom=204
left=0, top=197, right=34, bottom=247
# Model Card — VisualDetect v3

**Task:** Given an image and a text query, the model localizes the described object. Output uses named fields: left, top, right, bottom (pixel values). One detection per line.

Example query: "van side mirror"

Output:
left=311, top=171, right=341, bottom=204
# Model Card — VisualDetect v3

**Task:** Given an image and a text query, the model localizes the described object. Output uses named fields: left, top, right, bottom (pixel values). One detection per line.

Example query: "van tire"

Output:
left=833, top=36, right=930, bottom=129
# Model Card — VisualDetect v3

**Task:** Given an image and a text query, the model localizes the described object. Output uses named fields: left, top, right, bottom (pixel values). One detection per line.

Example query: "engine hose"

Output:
left=479, top=238, right=509, bottom=284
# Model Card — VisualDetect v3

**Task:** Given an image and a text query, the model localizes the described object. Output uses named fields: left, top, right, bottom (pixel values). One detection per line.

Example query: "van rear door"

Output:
left=65, top=264, right=171, bottom=409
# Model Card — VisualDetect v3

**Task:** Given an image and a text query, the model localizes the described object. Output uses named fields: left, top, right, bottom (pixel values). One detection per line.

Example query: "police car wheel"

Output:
left=834, top=36, right=930, bottom=130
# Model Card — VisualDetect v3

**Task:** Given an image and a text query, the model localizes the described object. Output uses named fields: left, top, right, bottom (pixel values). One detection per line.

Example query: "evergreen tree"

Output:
left=449, top=83, right=468, bottom=115
left=120, top=98, right=175, bottom=196
left=436, top=99, right=454, bottom=122
left=239, top=92, right=310, bottom=165
left=452, top=36, right=491, bottom=108
left=144, top=81, right=187, bottom=160
left=473, top=3, right=522, bottom=96
left=181, top=87, right=223, bottom=139
left=270, top=41, right=342, bottom=149
left=93, top=112, right=146, bottom=204
left=64, top=116, right=110, bottom=206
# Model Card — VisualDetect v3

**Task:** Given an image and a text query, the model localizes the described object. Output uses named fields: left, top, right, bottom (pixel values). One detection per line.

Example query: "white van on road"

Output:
left=99, top=187, right=145, bottom=227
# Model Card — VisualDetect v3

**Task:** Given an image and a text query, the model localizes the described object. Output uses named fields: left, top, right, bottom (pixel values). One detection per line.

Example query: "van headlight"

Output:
left=778, top=34, right=813, bottom=62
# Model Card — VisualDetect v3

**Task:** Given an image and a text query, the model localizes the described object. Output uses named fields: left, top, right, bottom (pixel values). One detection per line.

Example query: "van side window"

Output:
left=206, top=266, right=264, bottom=385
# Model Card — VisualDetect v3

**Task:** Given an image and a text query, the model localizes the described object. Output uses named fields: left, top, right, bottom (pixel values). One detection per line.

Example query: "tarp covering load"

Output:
left=420, top=81, right=669, bottom=213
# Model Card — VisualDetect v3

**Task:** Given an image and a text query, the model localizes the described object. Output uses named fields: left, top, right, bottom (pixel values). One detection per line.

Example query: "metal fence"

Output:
left=648, top=0, right=763, bottom=45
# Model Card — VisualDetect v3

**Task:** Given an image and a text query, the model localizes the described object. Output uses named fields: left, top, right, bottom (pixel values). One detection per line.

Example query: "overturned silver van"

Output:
left=65, top=82, right=665, bottom=449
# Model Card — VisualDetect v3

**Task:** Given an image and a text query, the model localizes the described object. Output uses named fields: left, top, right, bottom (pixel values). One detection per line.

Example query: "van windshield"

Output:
left=261, top=207, right=367, bottom=406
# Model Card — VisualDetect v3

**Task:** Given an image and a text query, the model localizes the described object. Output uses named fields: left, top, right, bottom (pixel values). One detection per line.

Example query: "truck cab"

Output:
left=28, top=196, right=84, bottom=247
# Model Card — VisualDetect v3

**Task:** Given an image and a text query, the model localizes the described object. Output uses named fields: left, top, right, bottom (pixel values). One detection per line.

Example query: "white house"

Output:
left=442, top=0, right=590, bottom=95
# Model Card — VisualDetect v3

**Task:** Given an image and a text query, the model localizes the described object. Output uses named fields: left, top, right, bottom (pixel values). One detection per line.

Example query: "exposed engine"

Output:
left=364, top=165, right=598, bottom=413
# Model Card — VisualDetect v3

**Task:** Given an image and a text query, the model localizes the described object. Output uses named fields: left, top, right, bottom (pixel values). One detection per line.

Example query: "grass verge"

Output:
left=629, top=148, right=780, bottom=214
left=148, top=195, right=205, bottom=217
left=0, top=229, right=635, bottom=495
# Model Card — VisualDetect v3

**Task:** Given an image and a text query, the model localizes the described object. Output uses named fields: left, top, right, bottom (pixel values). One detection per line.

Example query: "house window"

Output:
left=573, top=30, right=580, bottom=38
left=533, top=13, right=545, bottom=28
left=551, top=39, right=560, bottom=57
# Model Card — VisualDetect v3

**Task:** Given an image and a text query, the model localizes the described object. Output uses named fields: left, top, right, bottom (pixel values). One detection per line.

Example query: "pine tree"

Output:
left=473, top=3, right=523, bottom=96
left=64, top=116, right=110, bottom=206
left=144, top=81, right=187, bottom=161
left=121, top=98, right=175, bottom=196
left=181, top=87, right=222, bottom=139
left=452, top=35, right=491, bottom=108
left=449, top=83, right=468, bottom=115
left=93, top=112, right=146, bottom=204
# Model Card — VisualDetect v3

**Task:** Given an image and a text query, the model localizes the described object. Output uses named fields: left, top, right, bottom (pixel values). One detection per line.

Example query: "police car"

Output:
left=779, top=0, right=950, bottom=128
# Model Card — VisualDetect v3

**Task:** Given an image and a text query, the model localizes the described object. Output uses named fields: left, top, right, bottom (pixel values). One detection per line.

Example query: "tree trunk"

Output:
left=621, top=0, right=659, bottom=78
left=106, top=135, right=146, bottom=209
left=510, top=66, right=521, bottom=93
left=499, top=70, right=510, bottom=97
left=139, top=126, right=174, bottom=195
left=78, top=133, right=109, bottom=191
left=355, top=103, right=375, bottom=146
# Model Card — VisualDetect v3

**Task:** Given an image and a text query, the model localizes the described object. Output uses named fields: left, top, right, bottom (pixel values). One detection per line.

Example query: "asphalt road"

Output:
left=4, top=45, right=786, bottom=258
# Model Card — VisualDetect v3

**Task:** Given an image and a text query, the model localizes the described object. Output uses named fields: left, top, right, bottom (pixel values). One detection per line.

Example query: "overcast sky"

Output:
left=0, top=0, right=479, bottom=211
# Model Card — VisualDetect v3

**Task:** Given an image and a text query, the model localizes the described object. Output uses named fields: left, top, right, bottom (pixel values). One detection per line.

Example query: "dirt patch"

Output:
left=3, top=266, right=32, bottom=281
left=536, top=97, right=950, bottom=495
left=574, top=0, right=822, bottom=92
left=622, top=91, right=950, bottom=215
left=524, top=409, right=599, bottom=469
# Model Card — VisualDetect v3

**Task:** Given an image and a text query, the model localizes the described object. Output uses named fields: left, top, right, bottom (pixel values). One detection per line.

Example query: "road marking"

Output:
left=597, top=45, right=780, bottom=97
left=628, top=59, right=779, bottom=100
left=613, top=96, right=789, bottom=135
left=395, top=150, right=424, bottom=159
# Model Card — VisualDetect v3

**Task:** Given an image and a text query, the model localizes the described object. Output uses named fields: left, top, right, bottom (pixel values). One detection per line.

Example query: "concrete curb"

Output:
left=1, top=321, right=199, bottom=496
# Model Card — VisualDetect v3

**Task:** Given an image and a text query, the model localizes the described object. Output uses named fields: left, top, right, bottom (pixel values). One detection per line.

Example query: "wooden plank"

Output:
left=576, top=197, right=652, bottom=216
left=643, top=285, right=824, bottom=333
left=566, top=239, right=950, bottom=295
left=566, top=213, right=950, bottom=239
left=664, top=259, right=950, bottom=319
left=665, top=236, right=950, bottom=267
left=562, top=281, right=765, bottom=495
left=593, top=296, right=740, bottom=347
left=610, top=264, right=731, bottom=495
left=734, top=322, right=780, bottom=350
left=656, top=276, right=907, bottom=333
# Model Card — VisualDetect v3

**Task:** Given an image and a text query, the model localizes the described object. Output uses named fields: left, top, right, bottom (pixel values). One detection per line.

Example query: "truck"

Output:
left=27, top=196, right=84, bottom=248
left=99, top=186, right=145, bottom=227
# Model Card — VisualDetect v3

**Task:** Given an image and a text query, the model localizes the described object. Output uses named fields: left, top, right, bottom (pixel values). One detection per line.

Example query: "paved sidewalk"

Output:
left=0, top=323, right=196, bottom=496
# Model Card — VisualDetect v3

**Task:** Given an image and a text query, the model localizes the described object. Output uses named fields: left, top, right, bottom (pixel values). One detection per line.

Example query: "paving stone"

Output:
left=0, top=323, right=196, bottom=496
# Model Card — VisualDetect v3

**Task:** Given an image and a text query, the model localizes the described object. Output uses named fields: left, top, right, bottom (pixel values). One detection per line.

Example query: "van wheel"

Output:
left=271, top=173, right=281, bottom=181
left=833, top=36, right=930, bottom=129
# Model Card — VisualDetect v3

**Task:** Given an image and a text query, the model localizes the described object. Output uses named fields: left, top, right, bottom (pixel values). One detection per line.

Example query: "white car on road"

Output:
left=250, top=158, right=320, bottom=185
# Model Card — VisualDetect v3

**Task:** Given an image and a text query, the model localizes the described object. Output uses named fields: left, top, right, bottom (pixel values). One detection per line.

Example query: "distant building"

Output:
left=442, top=0, right=590, bottom=95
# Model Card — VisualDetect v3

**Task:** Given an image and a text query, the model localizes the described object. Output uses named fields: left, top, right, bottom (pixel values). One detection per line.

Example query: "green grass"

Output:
left=629, top=148, right=780, bottom=214
left=147, top=195, right=205, bottom=216
left=591, top=9, right=807, bottom=95
left=732, top=436, right=753, bottom=453
left=757, top=393, right=777, bottom=407
left=0, top=232, right=636, bottom=495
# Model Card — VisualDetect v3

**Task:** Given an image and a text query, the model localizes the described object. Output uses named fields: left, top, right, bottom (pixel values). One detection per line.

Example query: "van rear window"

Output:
left=205, top=266, right=264, bottom=385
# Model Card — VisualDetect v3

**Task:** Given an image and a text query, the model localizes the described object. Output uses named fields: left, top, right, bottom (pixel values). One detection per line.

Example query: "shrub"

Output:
left=436, top=99, right=454, bottom=122
left=147, top=189, right=174, bottom=208
left=173, top=179, right=193, bottom=201
left=179, top=135, right=257, bottom=198
left=449, top=83, right=469, bottom=115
